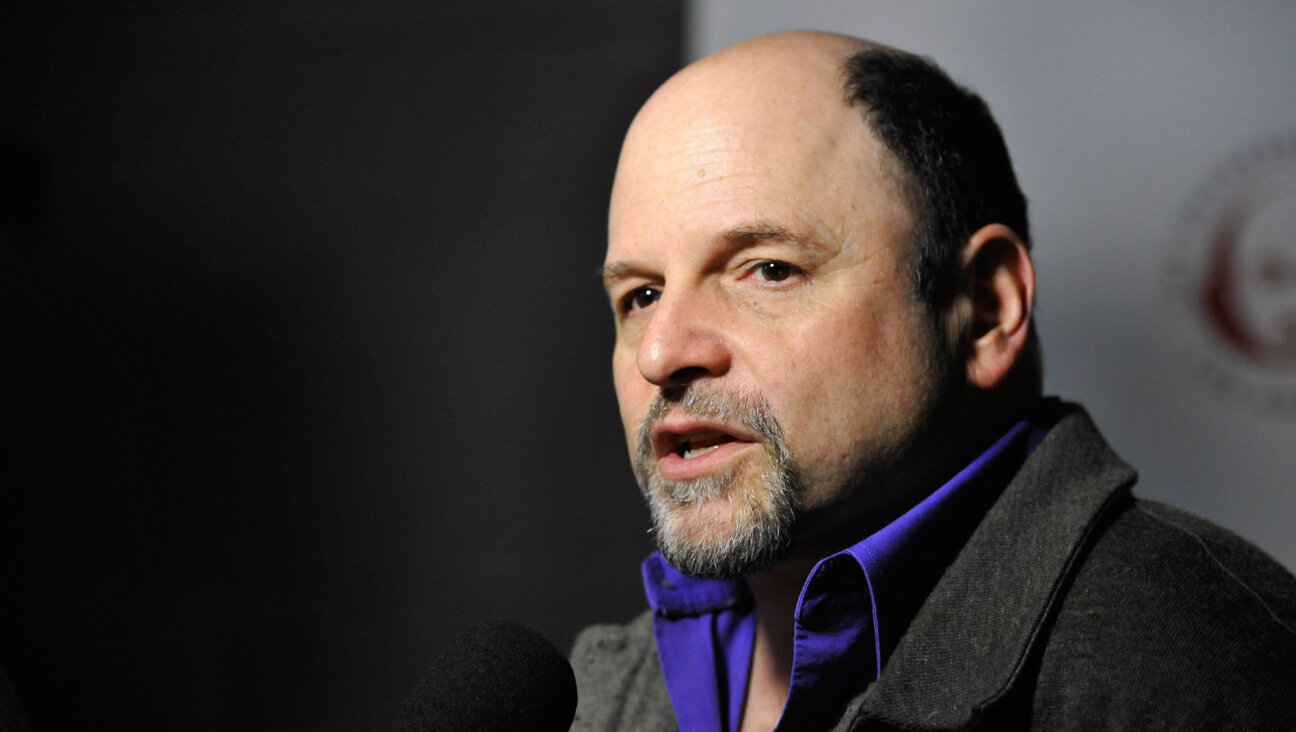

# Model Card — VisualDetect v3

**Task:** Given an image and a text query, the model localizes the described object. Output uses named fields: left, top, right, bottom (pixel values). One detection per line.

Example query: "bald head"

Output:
left=649, top=31, right=877, bottom=112
left=610, top=33, right=913, bottom=277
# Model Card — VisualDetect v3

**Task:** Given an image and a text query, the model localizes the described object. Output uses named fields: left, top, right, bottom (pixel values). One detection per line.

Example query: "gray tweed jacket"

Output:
left=570, top=402, right=1296, bottom=730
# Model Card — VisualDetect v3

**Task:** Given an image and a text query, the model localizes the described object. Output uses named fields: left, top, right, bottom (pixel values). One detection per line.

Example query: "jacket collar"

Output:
left=844, top=401, right=1137, bottom=730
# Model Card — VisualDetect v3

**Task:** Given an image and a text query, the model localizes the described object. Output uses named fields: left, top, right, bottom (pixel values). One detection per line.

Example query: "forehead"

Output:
left=606, top=46, right=908, bottom=259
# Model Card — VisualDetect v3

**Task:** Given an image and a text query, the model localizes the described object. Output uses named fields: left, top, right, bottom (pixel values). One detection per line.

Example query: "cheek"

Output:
left=751, top=325, right=869, bottom=444
left=769, top=307, right=935, bottom=455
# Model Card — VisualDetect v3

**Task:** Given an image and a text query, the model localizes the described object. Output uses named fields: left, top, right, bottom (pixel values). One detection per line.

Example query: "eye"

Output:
left=621, top=285, right=662, bottom=313
left=754, top=261, right=800, bottom=282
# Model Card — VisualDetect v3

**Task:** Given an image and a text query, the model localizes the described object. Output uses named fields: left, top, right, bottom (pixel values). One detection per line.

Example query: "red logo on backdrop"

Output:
left=1166, top=130, right=1296, bottom=414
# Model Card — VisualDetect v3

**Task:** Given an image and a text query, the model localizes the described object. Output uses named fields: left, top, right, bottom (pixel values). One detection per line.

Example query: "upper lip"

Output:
left=650, top=416, right=758, bottom=459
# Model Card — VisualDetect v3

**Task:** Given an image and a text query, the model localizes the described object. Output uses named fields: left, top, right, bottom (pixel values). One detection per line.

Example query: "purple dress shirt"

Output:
left=642, top=421, right=1045, bottom=731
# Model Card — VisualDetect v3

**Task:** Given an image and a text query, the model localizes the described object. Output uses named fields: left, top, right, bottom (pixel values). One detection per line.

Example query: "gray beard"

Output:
left=633, top=385, right=804, bottom=579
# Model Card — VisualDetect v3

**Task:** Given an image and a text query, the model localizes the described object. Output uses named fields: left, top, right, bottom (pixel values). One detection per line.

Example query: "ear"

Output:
left=958, top=223, right=1035, bottom=390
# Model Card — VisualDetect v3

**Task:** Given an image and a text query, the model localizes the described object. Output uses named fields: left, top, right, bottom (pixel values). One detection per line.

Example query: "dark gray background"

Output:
left=2, top=3, right=681, bottom=729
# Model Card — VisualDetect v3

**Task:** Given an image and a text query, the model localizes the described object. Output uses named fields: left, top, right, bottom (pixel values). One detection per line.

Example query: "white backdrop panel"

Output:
left=689, top=1, right=1296, bottom=570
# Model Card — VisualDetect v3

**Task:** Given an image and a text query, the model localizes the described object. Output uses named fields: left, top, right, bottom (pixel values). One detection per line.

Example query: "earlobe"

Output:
left=960, top=224, right=1035, bottom=390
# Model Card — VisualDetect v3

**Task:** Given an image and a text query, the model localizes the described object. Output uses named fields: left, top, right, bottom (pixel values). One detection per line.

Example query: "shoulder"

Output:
left=1069, top=497, right=1296, bottom=646
left=1103, top=500, right=1296, bottom=624
left=570, top=612, right=676, bottom=732
left=570, top=610, right=655, bottom=683
left=1033, top=496, right=1296, bottom=728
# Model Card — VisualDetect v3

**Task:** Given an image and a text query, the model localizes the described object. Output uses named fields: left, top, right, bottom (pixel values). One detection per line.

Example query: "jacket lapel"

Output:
left=842, top=403, right=1137, bottom=730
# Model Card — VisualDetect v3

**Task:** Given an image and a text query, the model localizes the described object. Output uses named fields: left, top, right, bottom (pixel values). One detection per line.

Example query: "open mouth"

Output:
left=648, top=419, right=756, bottom=481
left=674, top=430, right=738, bottom=459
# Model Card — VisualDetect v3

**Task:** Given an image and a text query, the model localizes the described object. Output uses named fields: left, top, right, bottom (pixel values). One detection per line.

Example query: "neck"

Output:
left=738, top=557, right=817, bottom=730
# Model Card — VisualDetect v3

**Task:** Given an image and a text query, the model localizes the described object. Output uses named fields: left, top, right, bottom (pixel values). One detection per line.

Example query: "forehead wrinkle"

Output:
left=637, top=126, right=747, bottom=196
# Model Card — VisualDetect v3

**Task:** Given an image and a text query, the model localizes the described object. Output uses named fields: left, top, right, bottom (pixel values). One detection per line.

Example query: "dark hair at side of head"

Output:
left=841, top=50, right=1030, bottom=308
left=843, top=49, right=1042, bottom=399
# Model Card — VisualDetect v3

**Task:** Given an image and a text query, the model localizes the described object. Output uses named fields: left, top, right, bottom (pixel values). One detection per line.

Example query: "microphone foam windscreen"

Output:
left=395, top=619, right=577, bottom=732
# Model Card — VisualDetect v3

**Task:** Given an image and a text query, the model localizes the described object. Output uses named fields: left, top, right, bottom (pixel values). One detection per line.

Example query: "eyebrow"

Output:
left=599, top=260, right=648, bottom=292
left=720, top=220, right=836, bottom=264
left=599, top=220, right=829, bottom=290
left=721, top=221, right=819, bottom=248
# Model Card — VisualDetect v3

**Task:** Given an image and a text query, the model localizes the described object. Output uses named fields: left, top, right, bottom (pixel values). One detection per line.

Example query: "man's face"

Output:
left=603, top=40, right=957, bottom=576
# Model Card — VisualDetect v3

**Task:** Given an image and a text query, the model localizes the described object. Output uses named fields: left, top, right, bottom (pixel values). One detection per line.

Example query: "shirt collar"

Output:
left=642, top=546, right=749, bottom=617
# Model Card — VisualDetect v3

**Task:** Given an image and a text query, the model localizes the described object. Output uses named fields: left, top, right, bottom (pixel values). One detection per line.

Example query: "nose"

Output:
left=636, top=289, right=732, bottom=388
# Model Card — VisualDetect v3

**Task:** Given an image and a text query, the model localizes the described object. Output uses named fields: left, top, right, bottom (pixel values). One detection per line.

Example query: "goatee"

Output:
left=634, top=385, right=804, bottom=579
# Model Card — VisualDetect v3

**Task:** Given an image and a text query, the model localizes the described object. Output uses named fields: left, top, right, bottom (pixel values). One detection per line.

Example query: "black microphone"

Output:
left=395, top=619, right=577, bottom=731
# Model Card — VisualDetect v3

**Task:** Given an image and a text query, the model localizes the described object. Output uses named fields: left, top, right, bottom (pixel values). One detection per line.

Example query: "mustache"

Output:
left=635, top=384, right=786, bottom=464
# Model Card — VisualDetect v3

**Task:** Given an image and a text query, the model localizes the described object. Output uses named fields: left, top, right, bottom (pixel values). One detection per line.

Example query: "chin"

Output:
left=647, top=475, right=800, bottom=579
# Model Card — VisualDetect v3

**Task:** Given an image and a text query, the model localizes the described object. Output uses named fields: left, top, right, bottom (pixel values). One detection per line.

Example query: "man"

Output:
left=574, top=31, right=1296, bottom=731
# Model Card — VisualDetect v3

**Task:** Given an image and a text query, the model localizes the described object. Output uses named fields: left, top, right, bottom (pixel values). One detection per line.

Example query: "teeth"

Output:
left=683, top=444, right=721, bottom=460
